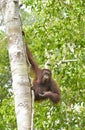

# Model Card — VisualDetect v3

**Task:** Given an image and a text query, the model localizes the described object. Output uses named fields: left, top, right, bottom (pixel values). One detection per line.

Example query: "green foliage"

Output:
left=22, top=0, right=34, bottom=6
left=0, top=98, right=17, bottom=130
left=23, top=0, right=85, bottom=129
left=0, top=0, right=85, bottom=129
left=0, top=33, right=16, bottom=129
left=0, top=33, right=11, bottom=102
left=34, top=101, right=84, bottom=130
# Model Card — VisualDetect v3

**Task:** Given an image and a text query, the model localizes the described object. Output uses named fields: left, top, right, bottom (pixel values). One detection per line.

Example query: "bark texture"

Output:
left=4, top=0, right=33, bottom=129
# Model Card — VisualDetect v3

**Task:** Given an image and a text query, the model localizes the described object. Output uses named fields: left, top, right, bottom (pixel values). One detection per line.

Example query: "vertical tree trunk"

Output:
left=4, top=0, right=33, bottom=129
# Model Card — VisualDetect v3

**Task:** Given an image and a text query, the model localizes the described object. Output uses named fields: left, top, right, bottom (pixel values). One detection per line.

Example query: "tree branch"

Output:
left=57, top=59, right=77, bottom=65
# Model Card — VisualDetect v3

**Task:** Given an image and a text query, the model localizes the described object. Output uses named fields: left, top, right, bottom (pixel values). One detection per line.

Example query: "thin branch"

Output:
left=57, top=59, right=77, bottom=65
left=31, top=90, right=34, bottom=130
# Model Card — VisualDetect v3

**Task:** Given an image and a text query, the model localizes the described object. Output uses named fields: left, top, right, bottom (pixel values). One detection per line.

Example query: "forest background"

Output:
left=0, top=0, right=85, bottom=130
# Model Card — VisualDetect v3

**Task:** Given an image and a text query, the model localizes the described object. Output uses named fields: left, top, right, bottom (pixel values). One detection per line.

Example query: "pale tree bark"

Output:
left=1, top=0, right=34, bottom=130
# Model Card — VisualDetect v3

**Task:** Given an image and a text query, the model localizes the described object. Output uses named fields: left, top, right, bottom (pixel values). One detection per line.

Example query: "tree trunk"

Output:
left=4, top=0, right=33, bottom=129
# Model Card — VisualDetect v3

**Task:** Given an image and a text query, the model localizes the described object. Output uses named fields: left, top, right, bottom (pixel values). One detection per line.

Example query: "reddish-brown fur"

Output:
left=26, top=45, right=61, bottom=104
